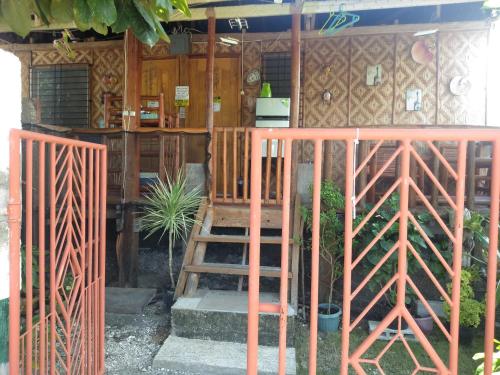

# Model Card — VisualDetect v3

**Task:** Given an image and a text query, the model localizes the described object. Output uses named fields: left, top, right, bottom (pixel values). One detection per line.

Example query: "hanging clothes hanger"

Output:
left=319, top=5, right=360, bottom=36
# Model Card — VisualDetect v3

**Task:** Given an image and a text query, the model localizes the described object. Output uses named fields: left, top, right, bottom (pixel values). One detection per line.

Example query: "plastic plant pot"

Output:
left=318, top=303, right=342, bottom=333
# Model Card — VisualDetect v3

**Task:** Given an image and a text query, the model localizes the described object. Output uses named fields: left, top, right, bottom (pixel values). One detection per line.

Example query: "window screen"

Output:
left=262, top=53, right=291, bottom=98
left=31, top=64, right=90, bottom=128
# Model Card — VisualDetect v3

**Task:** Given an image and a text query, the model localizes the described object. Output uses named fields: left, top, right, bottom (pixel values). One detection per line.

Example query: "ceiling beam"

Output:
left=170, top=0, right=483, bottom=21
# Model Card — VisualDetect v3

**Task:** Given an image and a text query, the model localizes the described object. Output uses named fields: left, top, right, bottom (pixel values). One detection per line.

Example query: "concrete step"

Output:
left=172, top=290, right=296, bottom=347
left=153, top=336, right=296, bottom=375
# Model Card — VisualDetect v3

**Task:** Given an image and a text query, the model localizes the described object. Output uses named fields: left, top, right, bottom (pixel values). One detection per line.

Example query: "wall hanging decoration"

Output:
left=246, top=69, right=261, bottom=85
left=411, top=40, right=434, bottom=65
left=366, top=64, right=382, bottom=86
left=406, top=89, right=423, bottom=111
left=449, top=76, right=472, bottom=96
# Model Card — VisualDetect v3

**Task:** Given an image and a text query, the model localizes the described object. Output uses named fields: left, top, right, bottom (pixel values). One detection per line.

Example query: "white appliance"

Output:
left=255, top=98, right=290, bottom=157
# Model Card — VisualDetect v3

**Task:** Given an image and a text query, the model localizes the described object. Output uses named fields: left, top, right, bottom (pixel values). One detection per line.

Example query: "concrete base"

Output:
left=153, top=336, right=296, bottom=375
left=105, top=287, right=156, bottom=314
left=172, top=290, right=296, bottom=346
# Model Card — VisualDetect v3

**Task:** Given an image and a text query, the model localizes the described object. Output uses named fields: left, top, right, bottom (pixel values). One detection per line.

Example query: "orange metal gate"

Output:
left=8, top=129, right=107, bottom=375
left=247, top=128, right=500, bottom=375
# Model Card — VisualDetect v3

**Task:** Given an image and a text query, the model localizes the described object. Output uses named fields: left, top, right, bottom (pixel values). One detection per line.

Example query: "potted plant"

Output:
left=303, top=181, right=344, bottom=332
left=141, top=169, right=202, bottom=294
left=443, top=269, right=485, bottom=345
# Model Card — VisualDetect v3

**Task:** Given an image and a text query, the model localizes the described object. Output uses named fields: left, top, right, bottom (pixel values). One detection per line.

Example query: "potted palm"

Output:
left=141, top=169, right=202, bottom=291
left=303, top=181, right=344, bottom=332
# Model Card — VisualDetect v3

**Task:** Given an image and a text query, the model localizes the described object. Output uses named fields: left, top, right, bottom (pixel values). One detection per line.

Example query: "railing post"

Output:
left=484, top=139, right=500, bottom=375
left=247, top=130, right=263, bottom=375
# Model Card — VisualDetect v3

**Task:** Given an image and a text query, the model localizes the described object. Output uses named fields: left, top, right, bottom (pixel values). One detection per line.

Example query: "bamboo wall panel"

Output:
left=394, top=34, right=438, bottom=125
left=91, top=47, right=125, bottom=128
left=31, top=48, right=93, bottom=65
left=350, top=35, right=395, bottom=126
left=438, top=31, right=487, bottom=125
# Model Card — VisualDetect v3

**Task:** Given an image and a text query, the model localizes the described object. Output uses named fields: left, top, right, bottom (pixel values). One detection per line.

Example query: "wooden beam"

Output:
left=168, top=0, right=482, bottom=21
left=206, top=10, right=216, bottom=204
left=290, top=11, right=301, bottom=210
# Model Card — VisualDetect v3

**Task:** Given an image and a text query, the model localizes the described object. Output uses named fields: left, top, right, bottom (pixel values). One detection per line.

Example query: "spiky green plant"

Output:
left=141, top=169, right=202, bottom=288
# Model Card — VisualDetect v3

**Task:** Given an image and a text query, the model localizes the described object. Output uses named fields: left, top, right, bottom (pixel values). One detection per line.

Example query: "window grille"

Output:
left=262, top=53, right=291, bottom=98
left=30, top=64, right=90, bottom=128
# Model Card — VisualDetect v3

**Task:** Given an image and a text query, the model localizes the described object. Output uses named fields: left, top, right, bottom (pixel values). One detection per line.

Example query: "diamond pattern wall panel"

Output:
left=31, top=49, right=92, bottom=65
left=394, top=34, right=438, bottom=125
left=350, top=34, right=395, bottom=126
left=438, top=30, right=488, bottom=125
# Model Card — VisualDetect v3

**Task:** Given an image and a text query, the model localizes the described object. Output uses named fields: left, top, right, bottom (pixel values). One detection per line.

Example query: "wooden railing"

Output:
left=211, top=127, right=284, bottom=205
left=104, top=93, right=179, bottom=129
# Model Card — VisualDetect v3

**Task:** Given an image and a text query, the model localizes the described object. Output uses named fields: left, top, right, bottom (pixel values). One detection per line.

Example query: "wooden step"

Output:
left=184, top=263, right=292, bottom=278
left=193, top=234, right=291, bottom=245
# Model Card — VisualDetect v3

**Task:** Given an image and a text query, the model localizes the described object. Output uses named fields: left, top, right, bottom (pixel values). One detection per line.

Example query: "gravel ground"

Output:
left=105, top=297, right=193, bottom=375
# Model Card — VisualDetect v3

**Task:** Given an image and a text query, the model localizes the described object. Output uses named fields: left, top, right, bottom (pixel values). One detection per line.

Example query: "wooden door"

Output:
left=186, top=56, right=241, bottom=163
left=142, top=58, right=179, bottom=113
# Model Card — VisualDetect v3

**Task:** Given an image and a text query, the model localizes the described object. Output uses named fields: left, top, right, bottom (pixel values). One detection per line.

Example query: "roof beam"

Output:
left=170, top=0, right=482, bottom=21
left=0, top=0, right=484, bottom=33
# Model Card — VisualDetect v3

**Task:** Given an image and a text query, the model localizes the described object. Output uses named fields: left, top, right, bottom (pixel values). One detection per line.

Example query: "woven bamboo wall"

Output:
left=14, top=42, right=125, bottom=128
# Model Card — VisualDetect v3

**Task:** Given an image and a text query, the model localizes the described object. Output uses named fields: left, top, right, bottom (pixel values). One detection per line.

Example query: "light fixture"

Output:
left=219, top=36, right=240, bottom=45
left=228, top=18, right=249, bottom=31
left=413, top=29, right=438, bottom=37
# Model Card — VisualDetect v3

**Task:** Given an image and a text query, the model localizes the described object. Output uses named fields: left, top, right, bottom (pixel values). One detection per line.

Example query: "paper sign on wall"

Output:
left=213, top=96, right=222, bottom=112
left=175, top=86, right=189, bottom=107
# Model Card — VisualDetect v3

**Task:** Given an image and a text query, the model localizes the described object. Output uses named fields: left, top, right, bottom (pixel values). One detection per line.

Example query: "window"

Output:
left=262, top=53, right=291, bottom=98
left=31, top=64, right=90, bottom=128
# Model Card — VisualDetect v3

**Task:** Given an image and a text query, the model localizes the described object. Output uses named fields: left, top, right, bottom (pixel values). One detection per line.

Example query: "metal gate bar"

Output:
left=247, top=128, right=500, bottom=375
left=8, top=129, right=107, bottom=375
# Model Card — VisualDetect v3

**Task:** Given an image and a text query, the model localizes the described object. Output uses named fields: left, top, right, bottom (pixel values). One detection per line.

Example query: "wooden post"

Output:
left=290, top=10, right=301, bottom=208
left=206, top=9, right=216, bottom=204
left=117, top=30, right=142, bottom=287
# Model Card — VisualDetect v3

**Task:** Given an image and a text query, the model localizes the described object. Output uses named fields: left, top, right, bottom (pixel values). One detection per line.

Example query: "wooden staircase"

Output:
left=174, top=196, right=303, bottom=309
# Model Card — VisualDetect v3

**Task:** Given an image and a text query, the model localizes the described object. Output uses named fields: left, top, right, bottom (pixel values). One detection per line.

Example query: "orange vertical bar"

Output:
left=94, top=149, right=100, bottom=375
left=309, top=139, right=323, bottom=375
left=8, top=131, right=21, bottom=375
left=483, top=139, right=500, bottom=375
left=276, top=140, right=283, bottom=204
left=223, top=129, right=227, bottom=201
left=49, top=143, right=56, bottom=375
left=449, top=140, right=467, bottom=374
left=265, top=140, right=272, bottom=203
left=278, top=139, right=292, bottom=375
left=66, top=146, right=74, bottom=374
left=340, top=140, right=354, bottom=374
left=397, top=140, right=410, bottom=321
left=159, top=93, right=165, bottom=128
left=247, top=130, right=263, bottom=375
left=80, top=147, right=87, bottom=375
left=26, top=139, right=33, bottom=375
left=87, top=148, right=94, bottom=375
left=38, top=141, right=46, bottom=375
left=99, top=147, right=107, bottom=373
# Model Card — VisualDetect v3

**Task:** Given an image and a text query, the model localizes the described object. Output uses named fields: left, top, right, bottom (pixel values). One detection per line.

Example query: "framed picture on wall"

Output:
left=405, top=89, right=422, bottom=111
left=366, top=64, right=382, bottom=86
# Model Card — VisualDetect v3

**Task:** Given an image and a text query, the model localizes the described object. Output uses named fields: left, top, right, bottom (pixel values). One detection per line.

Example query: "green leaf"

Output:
left=33, top=0, right=52, bottom=24
left=111, top=0, right=132, bottom=33
left=1, top=0, right=33, bottom=37
left=73, top=0, right=93, bottom=30
left=51, top=0, right=74, bottom=23
left=91, top=20, right=109, bottom=35
left=128, top=7, right=159, bottom=46
left=170, top=0, right=190, bottom=16
left=88, top=0, right=117, bottom=25
left=133, top=0, right=156, bottom=30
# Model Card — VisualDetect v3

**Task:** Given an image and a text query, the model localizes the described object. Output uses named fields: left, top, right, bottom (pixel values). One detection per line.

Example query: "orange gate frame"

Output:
left=247, top=128, right=500, bottom=375
left=8, top=129, right=107, bottom=375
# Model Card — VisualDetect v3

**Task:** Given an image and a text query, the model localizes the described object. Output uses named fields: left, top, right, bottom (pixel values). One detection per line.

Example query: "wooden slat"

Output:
left=174, top=198, right=208, bottom=298
left=243, top=128, right=250, bottom=202
left=184, top=263, right=292, bottom=278
left=193, top=234, right=290, bottom=244
left=212, top=205, right=282, bottom=229
left=265, top=139, right=272, bottom=202
left=211, top=129, right=218, bottom=204
left=276, top=139, right=283, bottom=204
left=233, top=128, right=238, bottom=202
left=223, top=128, right=228, bottom=201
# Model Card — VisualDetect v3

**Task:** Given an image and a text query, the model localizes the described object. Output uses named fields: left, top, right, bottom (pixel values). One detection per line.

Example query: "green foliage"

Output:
left=302, top=181, right=345, bottom=313
left=443, top=269, right=485, bottom=328
left=474, top=339, right=500, bottom=375
left=0, top=0, right=191, bottom=46
left=355, top=193, right=452, bottom=307
left=141, top=169, right=202, bottom=287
